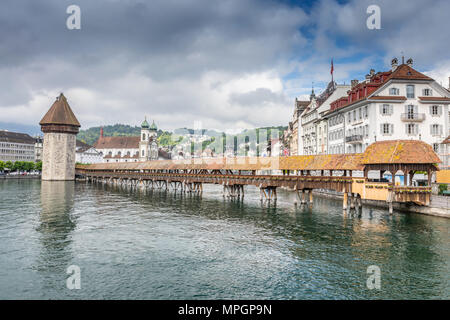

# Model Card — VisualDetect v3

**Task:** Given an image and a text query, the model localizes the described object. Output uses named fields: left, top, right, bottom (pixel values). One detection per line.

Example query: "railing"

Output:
left=401, top=113, right=425, bottom=122
left=345, top=135, right=363, bottom=143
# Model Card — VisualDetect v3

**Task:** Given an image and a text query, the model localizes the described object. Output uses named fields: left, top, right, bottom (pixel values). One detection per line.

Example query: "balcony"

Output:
left=401, top=113, right=425, bottom=122
left=345, top=135, right=363, bottom=143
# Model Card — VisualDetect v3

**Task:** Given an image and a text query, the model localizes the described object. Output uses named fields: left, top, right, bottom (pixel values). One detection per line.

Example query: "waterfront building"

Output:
left=39, top=93, right=81, bottom=181
left=324, top=58, right=450, bottom=159
left=286, top=98, right=309, bottom=155
left=0, top=130, right=36, bottom=162
left=75, top=140, right=103, bottom=164
left=94, top=119, right=170, bottom=163
left=300, top=82, right=351, bottom=155
left=34, top=136, right=43, bottom=162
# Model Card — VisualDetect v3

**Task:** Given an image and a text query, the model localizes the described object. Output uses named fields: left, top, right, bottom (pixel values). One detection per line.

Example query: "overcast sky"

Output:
left=1, top=0, right=450, bottom=132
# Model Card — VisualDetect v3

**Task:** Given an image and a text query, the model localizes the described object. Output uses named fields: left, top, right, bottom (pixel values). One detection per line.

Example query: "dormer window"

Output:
left=389, top=87, right=399, bottom=95
left=423, top=89, right=432, bottom=96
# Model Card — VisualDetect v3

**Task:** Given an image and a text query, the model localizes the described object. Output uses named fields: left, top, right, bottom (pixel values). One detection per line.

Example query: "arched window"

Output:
left=142, top=150, right=145, bottom=156
left=142, top=133, right=146, bottom=141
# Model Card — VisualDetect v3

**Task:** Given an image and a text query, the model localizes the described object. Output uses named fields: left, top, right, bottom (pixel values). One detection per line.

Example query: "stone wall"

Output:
left=42, top=132, right=76, bottom=180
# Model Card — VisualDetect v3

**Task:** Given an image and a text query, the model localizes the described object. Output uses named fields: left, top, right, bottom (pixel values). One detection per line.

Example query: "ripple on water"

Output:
left=0, top=179, right=449, bottom=299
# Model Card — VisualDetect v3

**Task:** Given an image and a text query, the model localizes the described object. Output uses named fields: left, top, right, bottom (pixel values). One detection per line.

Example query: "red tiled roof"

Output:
left=327, top=64, right=434, bottom=114
left=386, top=64, right=432, bottom=81
left=368, top=96, right=407, bottom=101
left=94, top=136, right=140, bottom=149
left=442, top=136, right=450, bottom=144
left=418, top=96, right=450, bottom=102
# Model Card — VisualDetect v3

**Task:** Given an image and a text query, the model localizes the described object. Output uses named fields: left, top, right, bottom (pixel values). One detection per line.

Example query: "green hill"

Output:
left=78, top=124, right=287, bottom=148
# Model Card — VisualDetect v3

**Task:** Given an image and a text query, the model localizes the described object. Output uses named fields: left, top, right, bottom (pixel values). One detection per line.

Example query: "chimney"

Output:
left=391, top=58, right=398, bottom=71
left=351, top=79, right=359, bottom=89
left=406, top=58, right=413, bottom=67
left=100, top=127, right=103, bottom=138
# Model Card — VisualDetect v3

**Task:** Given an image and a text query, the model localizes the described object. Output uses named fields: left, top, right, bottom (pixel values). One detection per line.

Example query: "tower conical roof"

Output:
left=141, top=117, right=150, bottom=128
left=39, top=93, right=80, bottom=127
left=150, top=120, right=157, bottom=130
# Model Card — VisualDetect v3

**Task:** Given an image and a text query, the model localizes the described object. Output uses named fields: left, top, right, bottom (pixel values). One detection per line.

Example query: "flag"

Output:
left=330, top=58, right=334, bottom=75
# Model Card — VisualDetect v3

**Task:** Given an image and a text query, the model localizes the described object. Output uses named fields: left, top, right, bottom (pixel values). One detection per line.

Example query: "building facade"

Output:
left=75, top=140, right=103, bottom=164
left=324, top=59, right=450, bottom=159
left=0, top=130, right=36, bottom=162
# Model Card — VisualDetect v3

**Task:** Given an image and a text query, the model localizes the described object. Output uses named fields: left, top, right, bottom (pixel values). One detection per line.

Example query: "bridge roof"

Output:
left=78, top=140, right=439, bottom=172
left=79, top=153, right=364, bottom=171
left=360, top=140, right=441, bottom=164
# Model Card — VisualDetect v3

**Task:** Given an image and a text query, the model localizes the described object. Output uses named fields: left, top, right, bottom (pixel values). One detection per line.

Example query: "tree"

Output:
left=0, top=161, right=4, bottom=171
left=5, top=161, right=13, bottom=171
left=24, top=162, right=35, bottom=171
left=35, top=161, right=42, bottom=171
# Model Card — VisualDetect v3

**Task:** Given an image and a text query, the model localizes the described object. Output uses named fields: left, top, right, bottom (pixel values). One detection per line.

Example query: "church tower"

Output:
left=139, top=117, right=150, bottom=161
left=149, top=120, right=158, bottom=160
left=39, top=93, right=81, bottom=180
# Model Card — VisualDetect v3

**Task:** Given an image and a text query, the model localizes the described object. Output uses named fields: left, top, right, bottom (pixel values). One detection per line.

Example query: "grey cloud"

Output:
left=229, top=88, right=288, bottom=106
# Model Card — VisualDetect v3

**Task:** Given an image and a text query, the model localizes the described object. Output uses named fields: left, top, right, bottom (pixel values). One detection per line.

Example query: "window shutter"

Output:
left=390, top=124, right=394, bottom=135
left=414, top=105, right=418, bottom=114
left=380, top=124, right=383, bottom=134
left=379, top=105, right=383, bottom=114
left=415, top=124, right=419, bottom=135
left=405, top=105, right=408, bottom=113
left=389, top=105, right=393, bottom=115
left=429, top=105, right=432, bottom=115
left=430, top=124, right=433, bottom=134
left=440, top=125, right=443, bottom=135
left=439, top=105, right=443, bottom=116
left=405, top=124, right=408, bottom=134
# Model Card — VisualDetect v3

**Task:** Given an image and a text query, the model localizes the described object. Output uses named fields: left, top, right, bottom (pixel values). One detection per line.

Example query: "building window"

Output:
left=430, top=105, right=441, bottom=116
left=364, top=106, right=368, bottom=118
left=142, top=150, right=145, bottom=156
left=381, top=123, right=393, bottom=135
left=142, top=133, right=146, bottom=141
left=389, top=87, right=399, bottom=95
left=380, top=104, right=392, bottom=115
left=433, top=143, right=439, bottom=153
left=422, top=89, right=432, bottom=96
left=431, top=124, right=442, bottom=136
left=406, top=123, right=418, bottom=135
left=406, top=85, right=415, bottom=98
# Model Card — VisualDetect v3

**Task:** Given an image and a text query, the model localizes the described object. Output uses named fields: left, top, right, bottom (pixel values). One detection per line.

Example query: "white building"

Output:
left=299, top=82, right=350, bottom=155
left=0, top=130, right=36, bottom=162
left=94, top=118, right=170, bottom=163
left=75, top=140, right=103, bottom=164
left=324, top=58, right=450, bottom=158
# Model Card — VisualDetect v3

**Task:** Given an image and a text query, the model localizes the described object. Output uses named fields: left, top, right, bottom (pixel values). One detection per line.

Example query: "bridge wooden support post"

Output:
left=356, top=194, right=362, bottom=210
left=309, top=189, right=313, bottom=204
left=350, top=193, right=356, bottom=209
left=343, top=192, right=348, bottom=211
left=301, top=190, right=307, bottom=204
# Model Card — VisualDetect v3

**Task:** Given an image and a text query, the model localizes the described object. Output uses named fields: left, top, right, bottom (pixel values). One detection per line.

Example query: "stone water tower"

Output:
left=39, top=93, right=81, bottom=180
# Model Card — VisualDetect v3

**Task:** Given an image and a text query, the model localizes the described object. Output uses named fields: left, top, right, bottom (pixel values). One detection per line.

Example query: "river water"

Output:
left=0, top=179, right=448, bottom=299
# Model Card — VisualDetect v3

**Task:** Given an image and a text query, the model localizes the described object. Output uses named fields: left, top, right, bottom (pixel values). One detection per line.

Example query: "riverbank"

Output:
left=0, top=175, right=41, bottom=180
left=310, top=189, right=450, bottom=218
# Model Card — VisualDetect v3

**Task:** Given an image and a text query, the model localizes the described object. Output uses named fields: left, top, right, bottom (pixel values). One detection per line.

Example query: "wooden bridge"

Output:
left=76, top=140, right=440, bottom=213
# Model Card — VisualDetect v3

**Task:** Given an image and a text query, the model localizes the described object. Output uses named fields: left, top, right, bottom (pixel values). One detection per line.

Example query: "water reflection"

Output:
left=36, top=181, right=76, bottom=293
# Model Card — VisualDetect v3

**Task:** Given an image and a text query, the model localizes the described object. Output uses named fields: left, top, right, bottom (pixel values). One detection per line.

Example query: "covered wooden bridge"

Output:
left=76, top=140, right=440, bottom=212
